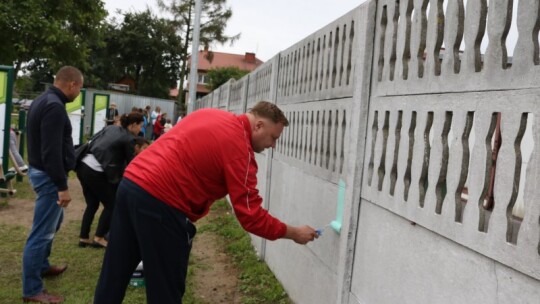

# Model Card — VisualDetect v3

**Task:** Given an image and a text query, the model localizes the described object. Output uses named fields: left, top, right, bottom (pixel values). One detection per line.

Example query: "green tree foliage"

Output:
left=89, top=10, right=183, bottom=98
left=0, top=0, right=107, bottom=77
left=14, top=75, right=35, bottom=99
left=157, top=0, right=239, bottom=111
left=206, top=66, right=248, bottom=90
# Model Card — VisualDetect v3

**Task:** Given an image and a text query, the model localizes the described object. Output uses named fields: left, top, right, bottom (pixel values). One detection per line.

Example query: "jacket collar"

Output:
left=49, top=86, right=69, bottom=104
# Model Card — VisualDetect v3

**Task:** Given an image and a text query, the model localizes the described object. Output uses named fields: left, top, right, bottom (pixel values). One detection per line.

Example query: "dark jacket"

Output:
left=89, top=125, right=135, bottom=184
left=27, top=86, right=75, bottom=191
left=105, top=107, right=119, bottom=125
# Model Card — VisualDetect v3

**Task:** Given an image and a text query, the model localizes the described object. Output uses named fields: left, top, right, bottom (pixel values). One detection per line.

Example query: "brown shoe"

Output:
left=22, top=291, right=64, bottom=303
left=41, top=265, right=67, bottom=278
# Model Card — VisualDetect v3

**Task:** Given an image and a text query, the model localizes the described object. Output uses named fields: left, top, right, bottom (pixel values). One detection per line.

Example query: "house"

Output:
left=111, top=76, right=136, bottom=93
left=177, top=47, right=264, bottom=100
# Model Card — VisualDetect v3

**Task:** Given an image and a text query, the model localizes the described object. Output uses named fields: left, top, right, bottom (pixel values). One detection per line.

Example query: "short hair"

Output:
left=134, top=137, right=149, bottom=147
left=249, top=101, right=289, bottom=126
left=54, top=66, right=83, bottom=84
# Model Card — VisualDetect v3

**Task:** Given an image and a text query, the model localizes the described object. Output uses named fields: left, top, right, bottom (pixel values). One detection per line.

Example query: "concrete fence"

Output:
left=192, top=1, right=540, bottom=303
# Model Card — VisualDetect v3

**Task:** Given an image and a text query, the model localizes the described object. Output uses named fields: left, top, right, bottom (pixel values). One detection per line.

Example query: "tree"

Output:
left=157, top=0, right=239, bottom=112
left=88, top=10, right=183, bottom=98
left=206, top=66, right=248, bottom=90
left=0, top=0, right=107, bottom=77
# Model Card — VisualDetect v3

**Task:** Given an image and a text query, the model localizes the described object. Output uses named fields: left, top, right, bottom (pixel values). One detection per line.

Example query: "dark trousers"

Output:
left=94, top=178, right=196, bottom=304
left=76, top=162, right=117, bottom=238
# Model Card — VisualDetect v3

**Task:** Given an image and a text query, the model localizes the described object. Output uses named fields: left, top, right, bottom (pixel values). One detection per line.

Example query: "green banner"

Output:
left=0, top=71, right=6, bottom=104
left=94, top=95, right=108, bottom=112
left=66, top=92, right=83, bottom=113
left=91, top=93, right=110, bottom=135
left=0, top=66, right=13, bottom=174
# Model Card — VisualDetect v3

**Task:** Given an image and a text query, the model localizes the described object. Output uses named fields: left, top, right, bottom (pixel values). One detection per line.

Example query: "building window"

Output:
left=198, top=74, right=207, bottom=84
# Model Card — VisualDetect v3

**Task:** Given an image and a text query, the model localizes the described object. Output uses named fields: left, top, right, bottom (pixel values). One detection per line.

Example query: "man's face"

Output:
left=251, top=118, right=284, bottom=153
left=66, top=77, right=84, bottom=102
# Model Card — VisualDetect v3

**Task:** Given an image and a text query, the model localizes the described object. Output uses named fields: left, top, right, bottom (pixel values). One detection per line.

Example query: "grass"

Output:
left=200, top=200, right=292, bottom=304
left=0, top=221, right=150, bottom=303
left=0, top=178, right=290, bottom=303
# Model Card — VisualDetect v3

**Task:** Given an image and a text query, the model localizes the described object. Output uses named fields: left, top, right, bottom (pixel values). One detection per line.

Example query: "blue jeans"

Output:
left=22, top=167, right=64, bottom=297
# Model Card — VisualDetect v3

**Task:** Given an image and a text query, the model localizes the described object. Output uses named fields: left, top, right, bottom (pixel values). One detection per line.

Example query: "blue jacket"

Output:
left=27, top=86, right=75, bottom=191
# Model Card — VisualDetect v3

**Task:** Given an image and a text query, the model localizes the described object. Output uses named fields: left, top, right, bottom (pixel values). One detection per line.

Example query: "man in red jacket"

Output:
left=94, top=101, right=318, bottom=304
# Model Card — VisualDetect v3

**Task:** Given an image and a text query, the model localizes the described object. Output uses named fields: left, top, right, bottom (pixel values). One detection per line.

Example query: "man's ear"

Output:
left=255, top=119, right=264, bottom=130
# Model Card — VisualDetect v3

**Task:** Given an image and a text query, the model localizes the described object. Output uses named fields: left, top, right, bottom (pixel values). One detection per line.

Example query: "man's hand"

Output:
left=284, top=225, right=319, bottom=245
left=57, top=190, right=72, bottom=208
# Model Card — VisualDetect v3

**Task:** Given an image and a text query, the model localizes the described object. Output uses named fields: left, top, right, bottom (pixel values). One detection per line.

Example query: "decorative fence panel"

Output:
left=229, top=75, right=248, bottom=114
left=246, top=55, right=279, bottom=110
left=186, top=0, right=540, bottom=303
left=277, top=8, right=360, bottom=104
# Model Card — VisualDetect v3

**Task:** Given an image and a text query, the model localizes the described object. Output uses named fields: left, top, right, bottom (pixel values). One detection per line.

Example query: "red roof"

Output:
left=188, top=50, right=264, bottom=72
left=170, top=84, right=209, bottom=97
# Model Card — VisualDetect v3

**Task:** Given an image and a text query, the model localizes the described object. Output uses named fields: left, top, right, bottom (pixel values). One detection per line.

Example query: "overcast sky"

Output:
left=103, top=0, right=367, bottom=61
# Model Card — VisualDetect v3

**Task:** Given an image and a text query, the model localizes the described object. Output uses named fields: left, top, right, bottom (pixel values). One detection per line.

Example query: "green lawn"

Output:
left=0, top=177, right=290, bottom=303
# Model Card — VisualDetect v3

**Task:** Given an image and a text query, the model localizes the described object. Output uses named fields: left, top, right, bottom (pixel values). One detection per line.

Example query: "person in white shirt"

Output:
left=163, top=119, right=173, bottom=133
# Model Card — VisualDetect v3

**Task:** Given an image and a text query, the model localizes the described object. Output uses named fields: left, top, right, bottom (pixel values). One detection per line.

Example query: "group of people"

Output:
left=106, top=103, right=177, bottom=141
left=21, top=66, right=318, bottom=304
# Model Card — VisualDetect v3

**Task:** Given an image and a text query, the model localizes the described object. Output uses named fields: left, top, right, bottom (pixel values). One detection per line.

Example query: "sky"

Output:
left=102, top=0, right=368, bottom=62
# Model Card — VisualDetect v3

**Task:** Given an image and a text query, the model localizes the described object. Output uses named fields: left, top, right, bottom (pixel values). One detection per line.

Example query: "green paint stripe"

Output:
left=330, top=179, right=346, bottom=233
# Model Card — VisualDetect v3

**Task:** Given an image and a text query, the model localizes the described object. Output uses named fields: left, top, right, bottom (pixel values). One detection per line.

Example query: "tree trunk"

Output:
left=177, top=2, right=193, bottom=115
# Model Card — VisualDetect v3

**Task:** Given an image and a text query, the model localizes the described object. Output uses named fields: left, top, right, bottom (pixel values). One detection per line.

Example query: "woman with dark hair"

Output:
left=76, top=112, right=144, bottom=248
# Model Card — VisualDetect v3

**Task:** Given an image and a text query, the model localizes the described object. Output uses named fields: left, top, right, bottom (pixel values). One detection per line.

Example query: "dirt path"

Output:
left=0, top=178, right=242, bottom=303
left=191, top=219, right=243, bottom=303
left=0, top=178, right=86, bottom=227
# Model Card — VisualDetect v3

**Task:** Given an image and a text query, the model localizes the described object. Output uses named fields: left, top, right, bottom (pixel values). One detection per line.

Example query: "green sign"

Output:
left=91, top=93, right=110, bottom=135
left=0, top=71, right=6, bottom=104
left=66, top=92, right=83, bottom=113
left=0, top=66, right=13, bottom=174
left=94, top=95, right=108, bottom=112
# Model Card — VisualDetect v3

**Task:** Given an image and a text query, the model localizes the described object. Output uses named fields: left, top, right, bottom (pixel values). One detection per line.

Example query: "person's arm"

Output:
left=284, top=225, right=318, bottom=244
left=124, top=136, right=136, bottom=164
left=224, top=155, right=317, bottom=243
left=58, top=190, right=72, bottom=208
left=40, top=102, right=69, bottom=191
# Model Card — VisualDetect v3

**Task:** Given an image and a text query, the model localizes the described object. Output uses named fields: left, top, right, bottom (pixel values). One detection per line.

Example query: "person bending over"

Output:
left=94, top=101, right=318, bottom=304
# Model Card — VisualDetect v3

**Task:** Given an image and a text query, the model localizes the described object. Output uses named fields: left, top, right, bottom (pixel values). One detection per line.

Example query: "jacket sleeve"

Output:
left=223, top=155, right=287, bottom=240
left=124, top=135, right=135, bottom=164
left=41, top=102, right=69, bottom=191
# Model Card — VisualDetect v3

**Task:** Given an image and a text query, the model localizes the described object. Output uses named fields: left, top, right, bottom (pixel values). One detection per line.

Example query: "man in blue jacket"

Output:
left=22, top=66, right=83, bottom=303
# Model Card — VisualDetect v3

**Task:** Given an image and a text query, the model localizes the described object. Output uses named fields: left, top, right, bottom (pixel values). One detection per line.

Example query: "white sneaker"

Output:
left=19, top=165, right=28, bottom=173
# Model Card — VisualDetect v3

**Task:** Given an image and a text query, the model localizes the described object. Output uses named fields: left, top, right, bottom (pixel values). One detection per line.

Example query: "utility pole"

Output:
left=187, top=0, right=203, bottom=114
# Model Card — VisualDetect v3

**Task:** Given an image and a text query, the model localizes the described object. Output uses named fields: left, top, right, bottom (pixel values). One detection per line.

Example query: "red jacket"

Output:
left=124, top=108, right=287, bottom=240
left=153, top=114, right=165, bottom=135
